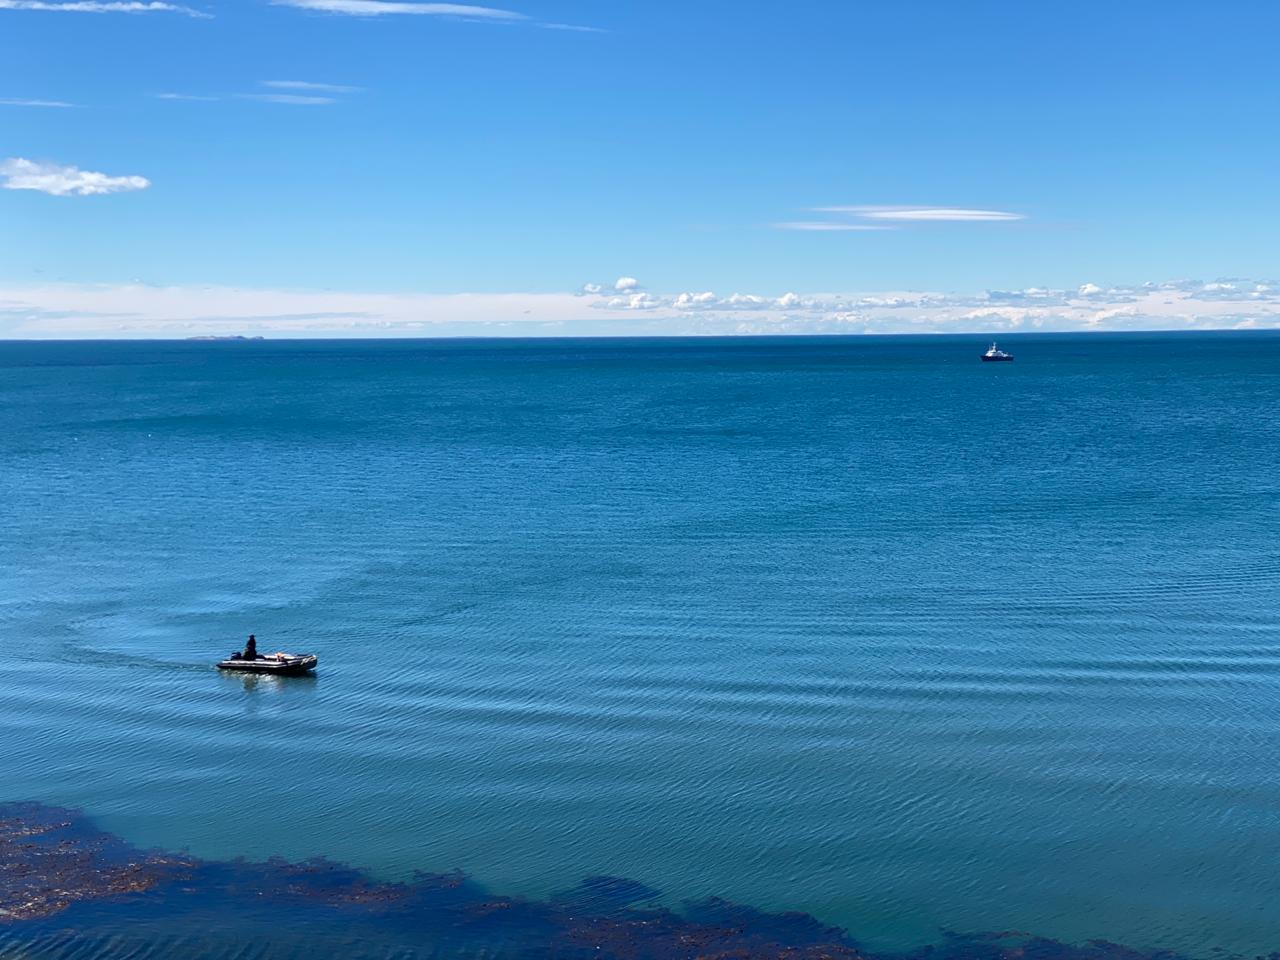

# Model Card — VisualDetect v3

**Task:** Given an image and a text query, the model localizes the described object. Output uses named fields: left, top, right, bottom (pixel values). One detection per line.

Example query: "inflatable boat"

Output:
left=216, top=652, right=318, bottom=675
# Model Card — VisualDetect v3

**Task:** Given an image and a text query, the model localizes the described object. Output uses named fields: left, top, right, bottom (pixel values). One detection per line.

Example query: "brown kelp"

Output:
left=1, top=802, right=1268, bottom=960
left=0, top=803, right=191, bottom=922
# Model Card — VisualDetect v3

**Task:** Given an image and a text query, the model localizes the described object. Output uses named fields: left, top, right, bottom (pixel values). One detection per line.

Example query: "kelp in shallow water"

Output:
left=1, top=803, right=1271, bottom=960
left=0, top=803, right=191, bottom=922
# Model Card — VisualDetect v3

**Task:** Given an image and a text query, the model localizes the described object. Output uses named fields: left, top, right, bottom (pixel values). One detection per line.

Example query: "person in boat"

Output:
left=241, top=634, right=258, bottom=660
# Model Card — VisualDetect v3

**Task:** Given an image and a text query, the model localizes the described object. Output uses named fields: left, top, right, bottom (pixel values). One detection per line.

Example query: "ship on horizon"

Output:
left=981, top=342, right=1014, bottom=362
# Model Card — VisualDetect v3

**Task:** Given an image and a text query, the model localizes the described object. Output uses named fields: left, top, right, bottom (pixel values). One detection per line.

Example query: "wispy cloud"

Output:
left=0, top=0, right=208, bottom=17
left=0, top=98, right=77, bottom=107
left=0, top=157, right=150, bottom=196
left=262, top=80, right=363, bottom=93
left=236, top=93, right=338, bottom=105
left=269, top=0, right=601, bottom=33
left=778, top=204, right=1026, bottom=233
left=157, top=81, right=361, bottom=105
left=816, top=205, right=1026, bottom=222
left=270, top=0, right=525, bottom=19
left=775, top=221, right=892, bottom=232
left=538, top=21, right=606, bottom=33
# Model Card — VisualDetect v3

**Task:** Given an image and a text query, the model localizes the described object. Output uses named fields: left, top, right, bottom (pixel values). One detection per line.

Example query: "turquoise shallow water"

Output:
left=2, top=334, right=1279, bottom=956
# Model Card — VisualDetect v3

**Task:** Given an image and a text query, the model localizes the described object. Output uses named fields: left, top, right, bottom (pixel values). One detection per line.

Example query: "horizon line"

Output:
left=2, top=326, right=1277, bottom=343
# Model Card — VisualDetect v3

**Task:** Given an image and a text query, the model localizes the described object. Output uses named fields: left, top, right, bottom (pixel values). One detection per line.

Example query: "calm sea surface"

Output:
left=2, top=334, right=1279, bottom=956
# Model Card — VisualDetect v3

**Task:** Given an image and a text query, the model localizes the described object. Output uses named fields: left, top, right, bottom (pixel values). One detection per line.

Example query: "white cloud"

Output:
left=0, top=98, right=77, bottom=107
left=269, top=0, right=525, bottom=19
left=981, top=287, right=1069, bottom=306
left=818, top=206, right=1025, bottom=222
left=604, top=292, right=660, bottom=310
left=1188, top=278, right=1279, bottom=302
left=1077, top=282, right=1104, bottom=296
left=1086, top=306, right=1139, bottom=327
left=674, top=291, right=716, bottom=308
left=775, top=221, right=892, bottom=232
left=960, top=307, right=1034, bottom=328
left=154, top=92, right=220, bottom=100
left=262, top=80, right=363, bottom=93
left=578, top=277, right=1280, bottom=334
left=614, top=276, right=640, bottom=292
left=0, top=0, right=208, bottom=16
left=0, top=157, right=150, bottom=196
left=237, top=93, right=337, bottom=105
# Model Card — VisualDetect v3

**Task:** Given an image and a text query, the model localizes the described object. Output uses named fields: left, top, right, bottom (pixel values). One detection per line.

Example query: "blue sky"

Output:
left=2, top=0, right=1279, bottom=336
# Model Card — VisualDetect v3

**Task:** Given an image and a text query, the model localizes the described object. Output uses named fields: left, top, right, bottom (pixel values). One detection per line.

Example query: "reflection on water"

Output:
left=218, top=670, right=320, bottom=695
left=1, top=802, right=1246, bottom=960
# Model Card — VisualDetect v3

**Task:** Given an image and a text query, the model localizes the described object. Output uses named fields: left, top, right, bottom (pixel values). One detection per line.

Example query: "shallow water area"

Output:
left=3, top=801, right=1249, bottom=960
left=2, top=334, right=1279, bottom=957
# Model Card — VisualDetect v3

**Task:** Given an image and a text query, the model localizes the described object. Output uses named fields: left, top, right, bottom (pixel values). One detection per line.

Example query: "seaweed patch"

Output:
left=0, top=802, right=1269, bottom=960
left=0, top=802, right=191, bottom=922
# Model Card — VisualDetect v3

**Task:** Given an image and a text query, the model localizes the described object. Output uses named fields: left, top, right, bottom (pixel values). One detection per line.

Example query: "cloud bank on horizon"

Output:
left=2, top=277, right=1276, bottom=339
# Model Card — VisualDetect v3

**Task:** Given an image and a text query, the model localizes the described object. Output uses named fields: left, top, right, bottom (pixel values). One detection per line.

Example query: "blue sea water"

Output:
left=1, top=333, right=1279, bottom=956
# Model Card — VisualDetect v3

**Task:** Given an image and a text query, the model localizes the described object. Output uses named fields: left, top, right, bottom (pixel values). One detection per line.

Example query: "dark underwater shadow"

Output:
left=1, top=802, right=1272, bottom=960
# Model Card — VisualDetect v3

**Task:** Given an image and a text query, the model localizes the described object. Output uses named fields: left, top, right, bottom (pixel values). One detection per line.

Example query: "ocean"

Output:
left=2, top=333, right=1278, bottom=958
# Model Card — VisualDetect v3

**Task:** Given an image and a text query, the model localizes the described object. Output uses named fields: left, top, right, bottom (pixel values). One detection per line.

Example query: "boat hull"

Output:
left=981, top=355, right=1014, bottom=362
left=216, top=654, right=318, bottom=674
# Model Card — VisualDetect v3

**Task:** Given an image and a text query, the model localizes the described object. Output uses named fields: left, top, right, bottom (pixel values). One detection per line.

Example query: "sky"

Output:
left=2, top=0, right=1279, bottom=337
